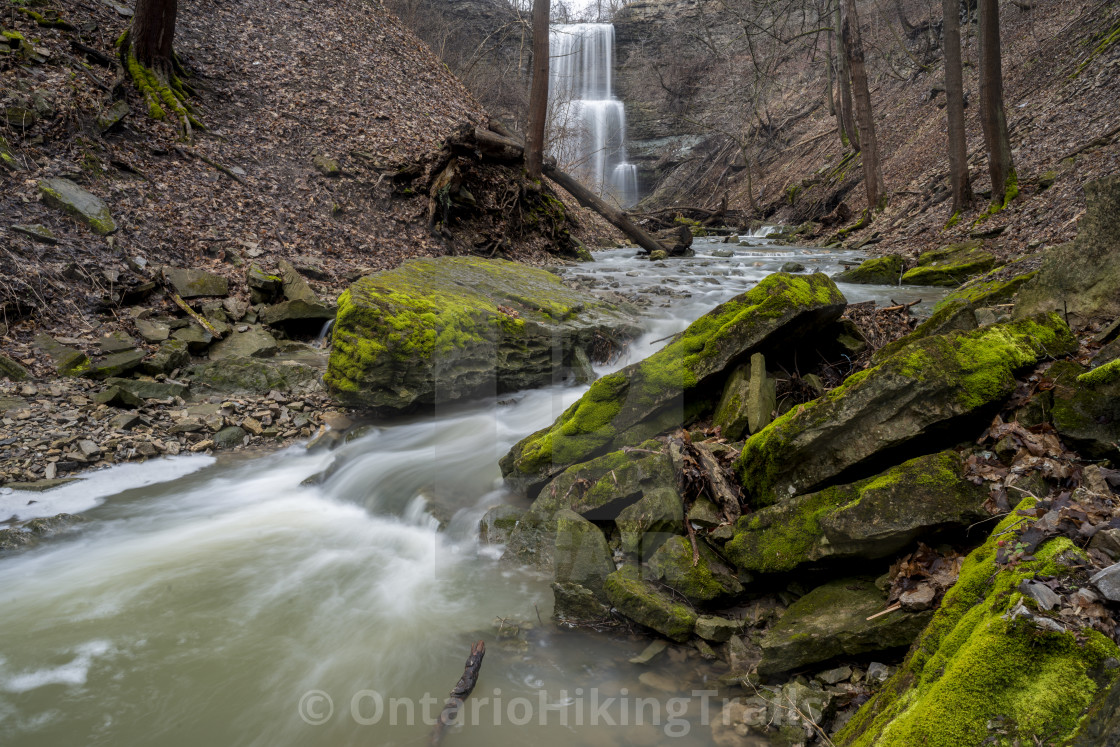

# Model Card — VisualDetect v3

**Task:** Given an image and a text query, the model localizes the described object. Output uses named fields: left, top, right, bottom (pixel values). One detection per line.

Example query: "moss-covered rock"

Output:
left=900, top=241, right=998, bottom=286
left=603, top=564, right=698, bottom=642
left=876, top=272, right=1039, bottom=362
left=834, top=255, right=904, bottom=285
left=734, top=314, right=1077, bottom=506
left=553, top=509, right=615, bottom=597
left=37, top=178, right=117, bottom=235
left=726, top=451, right=986, bottom=574
left=647, top=535, right=743, bottom=604
left=712, top=362, right=751, bottom=439
left=325, top=257, right=640, bottom=410
left=504, top=445, right=685, bottom=568
left=0, top=353, right=30, bottom=381
left=82, top=349, right=145, bottom=380
left=34, top=333, right=89, bottom=377
left=142, top=339, right=190, bottom=375
left=501, top=272, right=847, bottom=496
left=164, top=267, right=228, bottom=298
left=1015, top=174, right=1120, bottom=326
left=1049, top=360, right=1120, bottom=459
left=835, top=502, right=1120, bottom=747
left=758, top=576, right=933, bottom=677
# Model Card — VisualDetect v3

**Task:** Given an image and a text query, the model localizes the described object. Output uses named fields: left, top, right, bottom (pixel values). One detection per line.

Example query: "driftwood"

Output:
left=430, top=640, right=486, bottom=747
left=694, top=443, right=742, bottom=524
left=446, top=121, right=669, bottom=255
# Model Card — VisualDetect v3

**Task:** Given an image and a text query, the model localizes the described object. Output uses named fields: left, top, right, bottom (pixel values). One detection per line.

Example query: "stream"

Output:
left=0, top=236, right=944, bottom=746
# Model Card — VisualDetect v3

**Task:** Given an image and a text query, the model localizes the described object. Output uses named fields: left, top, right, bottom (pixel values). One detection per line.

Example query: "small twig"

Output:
left=430, top=641, right=486, bottom=747
left=172, top=145, right=246, bottom=186
left=866, top=603, right=902, bottom=620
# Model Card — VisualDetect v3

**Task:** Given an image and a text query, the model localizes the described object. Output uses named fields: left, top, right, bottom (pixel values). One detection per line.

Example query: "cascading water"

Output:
left=548, top=23, right=639, bottom=208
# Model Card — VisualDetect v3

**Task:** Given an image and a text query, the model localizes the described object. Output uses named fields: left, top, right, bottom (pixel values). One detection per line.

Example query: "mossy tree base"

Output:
left=116, top=30, right=201, bottom=138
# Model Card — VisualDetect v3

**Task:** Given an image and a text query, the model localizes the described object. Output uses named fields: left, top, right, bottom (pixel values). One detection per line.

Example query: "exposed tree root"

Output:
left=116, top=30, right=202, bottom=139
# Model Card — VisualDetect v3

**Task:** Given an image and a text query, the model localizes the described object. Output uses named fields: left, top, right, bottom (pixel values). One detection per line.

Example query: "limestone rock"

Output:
left=478, top=505, right=522, bottom=545
left=96, top=100, right=129, bottom=132
left=10, top=223, right=57, bottom=244
left=734, top=314, right=1077, bottom=506
left=695, top=615, right=743, bottom=643
left=502, top=272, right=846, bottom=496
left=247, top=264, right=283, bottom=305
left=900, top=241, right=997, bottom=286
left=258, top=299, right=335, bottom=326
left=780, top=261, right=806, bottom=273
left=746, top=352, right=775, bottom=434
left=83, top=349, right=144, bottom=380
left=171, top=326, right=214, bottom=354
left=712, top=362, right=751, bottom=439
left=553, top=509, right=615, bottom=597
left=647, top=535, right=743, bottom=604
left=208, top=325, right=278, bottom=360
left=0, top=354, right=29, bottom=381
left=135, top=318, right=170, bottom=342
left=213, top=425, right=247, bottom=449
left=327, top=257, right=641, bottom=412
left=726, top=451, right=987, bottom=574
left=142, top=339, right=190, bottom=375
left=604, top=564, right=698, bottom=642
left=38, top=178, right=117, bottom=235
left=277, top=258, right=319, bottom=304
left=757, top=577, right=931, bottom=677
left=97, top=331, right=135, bottom=353
left=1050, top=360, right=1120, bottom=459
left=105, top=376, right=188, bottom=401
left=184, top=358, right=321, bottom=395
left=834, top=254, right=903, bottom=284
left=34, top=333, right=89, bottom=376
left=92, top=385, right=143, bottom=408
left=552, top=582, right=611, bottom=623
left=164, top=267, right=229, bottom=298
left=1015, top=174, right=1120, bottom=326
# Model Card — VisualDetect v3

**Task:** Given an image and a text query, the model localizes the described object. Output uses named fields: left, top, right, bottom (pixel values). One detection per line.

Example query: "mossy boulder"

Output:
left=758, top=576, right=933, bottom=678
left=1015, top=174, right=1120, bottom=326
left=875, top=271, right=1038, bottom=362
left=184, top=357, right=321, bottom=395
left=604, top=564, right=698, bottom=642
left=647, top=535, right=744, bottom=604
left=501, top=272, right=848, bottom=496
left=325, top=257, right=640, bottom=410
left=726, top=451, right=987, bottom=574
left=142, top=339, right=190, bottom=375
left=37, top=178, right=117, bottom=235
left=1049, top=360, right=1120, bottom=459
left=247, top=264, right=283, bottom=305
left=82, top=349, right=145, bottom=380
left=553, top=509, right=615, bottom=597
left=836, top=502, right=1120, bottom=747
left=734, top=314, right=1077, bottom=506
left=834, top=255, right=904, bottom=285
left=900, top=241, right=998, bottom=286
left=504, top=445, right=684, bottom=568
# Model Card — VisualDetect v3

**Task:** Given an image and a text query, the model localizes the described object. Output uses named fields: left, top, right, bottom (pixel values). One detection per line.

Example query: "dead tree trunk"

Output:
left=842, top=0, right=886, bottom=209
left=544, top=163, right=666, bottom=253
left=943, top=0, right=972, bottom=213
left=525, top=0, right=550, bottom=180
left=132, top=0, right=177, bottom=72
left=978, top=0, right=1014, bottom=206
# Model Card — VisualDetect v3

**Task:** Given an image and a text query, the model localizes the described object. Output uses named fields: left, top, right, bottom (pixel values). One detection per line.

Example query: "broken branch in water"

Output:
left=430, top=640, right=486, bottom=747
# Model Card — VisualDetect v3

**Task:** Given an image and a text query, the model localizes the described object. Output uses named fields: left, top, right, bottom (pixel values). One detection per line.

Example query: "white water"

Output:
left=0, top=240, right=945, bottom=746
left=548, top=23, right=639, bottom=208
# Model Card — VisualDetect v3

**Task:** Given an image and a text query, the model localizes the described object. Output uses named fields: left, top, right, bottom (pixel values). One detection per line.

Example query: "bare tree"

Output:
left=978, top=0, right=1014, bottom=205
left=525, top=0, right=550, bottom=180
left=834, top=0, right=859, bottom=149
left=841, top=0, right=885, bottom=208
left=943, top=0, right=971, bottom=213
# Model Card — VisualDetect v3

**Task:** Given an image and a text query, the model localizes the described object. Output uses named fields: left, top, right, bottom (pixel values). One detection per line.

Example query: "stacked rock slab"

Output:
left=501, top=272, right=848, bottom=496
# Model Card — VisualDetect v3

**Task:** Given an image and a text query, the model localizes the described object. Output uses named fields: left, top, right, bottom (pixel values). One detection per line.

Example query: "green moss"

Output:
left=726, top=485, right=848, bottom=572
left=603, top=564, right=698, bottom=642
left=508, top=273, right=845, bottom=477
left=944, top=211, right=961, bottom=229
left=1079, top=358, right=1120, bottom=386
left=834, top=255, right=903, bottom=285
left=901, top=242, right=998, bottom=286
left=837, top=500, right=1120, bottom=747
left=117, top=30, right=201, bottom=134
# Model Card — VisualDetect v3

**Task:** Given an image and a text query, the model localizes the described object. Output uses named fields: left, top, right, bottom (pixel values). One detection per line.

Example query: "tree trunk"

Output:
left=943, top=0, right=972, bottom=213
left=543, top=163, right=667, bottom=254
left=132, top=0, right=177, bottom=71
left=842, top=0, right=886, bottom=208
left=740, top=143, right=759, bottom=214
left=978, top=0, right=1013, bottom=205
left=834, top=1, right=859, bottom=150
left=826, top=27, right=836, bottom=117
left=525, top=0, right=550, bottom=181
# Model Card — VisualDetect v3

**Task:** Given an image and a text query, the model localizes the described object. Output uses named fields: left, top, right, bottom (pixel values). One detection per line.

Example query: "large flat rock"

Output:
left=37, top=178, right=116, bottom=235
left=324, top=257, right=641, bottom=410
left=734, top=314, right=1077, bottom=506
left=501, top=272, right=847, bottom=497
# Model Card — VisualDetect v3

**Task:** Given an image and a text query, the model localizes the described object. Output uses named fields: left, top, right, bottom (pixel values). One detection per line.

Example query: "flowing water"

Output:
left=548, top=23, right=639, bottom=208
left=0, top=239, right=944, bottom=746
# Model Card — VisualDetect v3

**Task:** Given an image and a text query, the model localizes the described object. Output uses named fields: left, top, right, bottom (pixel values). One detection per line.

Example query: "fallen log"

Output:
left=430, top=640, right=486, bottom=747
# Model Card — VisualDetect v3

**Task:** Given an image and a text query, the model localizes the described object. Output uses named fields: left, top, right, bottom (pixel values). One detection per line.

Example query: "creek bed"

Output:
left=0, top=238, right=945, bottom=746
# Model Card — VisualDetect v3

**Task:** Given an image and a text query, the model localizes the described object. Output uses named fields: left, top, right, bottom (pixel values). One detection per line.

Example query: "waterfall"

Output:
left=548, top=23, right=639, bottom=208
